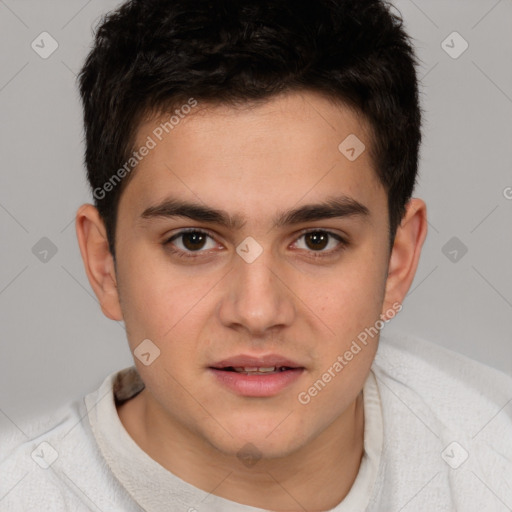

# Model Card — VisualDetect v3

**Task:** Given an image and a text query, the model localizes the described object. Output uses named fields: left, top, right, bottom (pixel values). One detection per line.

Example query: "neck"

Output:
left=118, top=390, right=365, bottom=511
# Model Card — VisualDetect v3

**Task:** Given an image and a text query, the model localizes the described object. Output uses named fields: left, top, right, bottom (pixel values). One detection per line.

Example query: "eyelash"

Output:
left=163, top=228, right=348, bottom=260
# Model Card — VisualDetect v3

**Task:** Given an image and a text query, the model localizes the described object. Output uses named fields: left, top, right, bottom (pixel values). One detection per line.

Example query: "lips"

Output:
left=209, top=355, right=305, bottom=397
left=208, top=354, right=306, bottom=396
left=210, top=354, right=304, bottom=373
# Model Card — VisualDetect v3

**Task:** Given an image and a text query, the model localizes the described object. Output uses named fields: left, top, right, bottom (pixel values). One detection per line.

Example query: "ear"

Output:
left=381, top=198, right=427, bottom=318
left=75, top=204, right=123, bottom=321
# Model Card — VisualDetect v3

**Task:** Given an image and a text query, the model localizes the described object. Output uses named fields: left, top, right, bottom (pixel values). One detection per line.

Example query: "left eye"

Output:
left=294, top=231, right=343, bottom=252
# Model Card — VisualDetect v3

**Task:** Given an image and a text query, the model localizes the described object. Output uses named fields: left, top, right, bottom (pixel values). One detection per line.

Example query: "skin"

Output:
left=76, top=90, right=427, bottom=511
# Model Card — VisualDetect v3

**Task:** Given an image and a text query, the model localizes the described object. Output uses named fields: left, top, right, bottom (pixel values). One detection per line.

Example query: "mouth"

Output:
left=210, top=354, right=304, bottom=371
left=208, top=355, right=305, bottom=397
left=214, top=366, right=301, bottom=375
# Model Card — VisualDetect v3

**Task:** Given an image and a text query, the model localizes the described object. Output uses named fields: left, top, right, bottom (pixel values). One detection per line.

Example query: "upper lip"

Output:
left=210, top=354, right=304, bottom=369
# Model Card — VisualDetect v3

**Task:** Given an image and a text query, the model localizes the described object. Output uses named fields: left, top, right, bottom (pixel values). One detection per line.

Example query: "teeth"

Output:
left=233, top=366, right=277, bottom=373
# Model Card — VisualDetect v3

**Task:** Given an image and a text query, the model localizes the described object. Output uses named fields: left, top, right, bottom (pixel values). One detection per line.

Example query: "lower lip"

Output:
left=209, top=368, right=304, bottom=397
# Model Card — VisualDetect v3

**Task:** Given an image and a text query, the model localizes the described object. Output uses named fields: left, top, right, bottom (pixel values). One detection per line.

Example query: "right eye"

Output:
left=164, top=229, right=220, bottom=257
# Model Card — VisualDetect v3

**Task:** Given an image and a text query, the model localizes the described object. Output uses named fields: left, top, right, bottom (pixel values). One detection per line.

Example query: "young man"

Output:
left=1, top=0, right=511, bottom=510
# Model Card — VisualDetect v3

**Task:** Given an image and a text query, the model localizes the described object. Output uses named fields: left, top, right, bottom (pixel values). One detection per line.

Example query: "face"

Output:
left=111, top=91, right=394, bottom=459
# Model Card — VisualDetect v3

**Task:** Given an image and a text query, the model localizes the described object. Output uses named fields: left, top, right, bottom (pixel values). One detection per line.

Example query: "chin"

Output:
left=204, top=419, right=310, bottom=462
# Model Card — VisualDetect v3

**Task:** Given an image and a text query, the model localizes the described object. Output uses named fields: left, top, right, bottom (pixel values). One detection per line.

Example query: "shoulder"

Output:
left=367, top=331, right=512, bottom=510
left=0, top=397, right=90, bottom=510
left=374, top=330, right=512, bottom=433
left=0, top=370, right=140, bottom=511
left=374, top=330, right=512, bottom=412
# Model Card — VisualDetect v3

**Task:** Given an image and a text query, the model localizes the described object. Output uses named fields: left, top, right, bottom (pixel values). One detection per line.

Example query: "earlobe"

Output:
left=382, top=198, right=428, bottom=317
left=75, top=204, right=123, bottom=321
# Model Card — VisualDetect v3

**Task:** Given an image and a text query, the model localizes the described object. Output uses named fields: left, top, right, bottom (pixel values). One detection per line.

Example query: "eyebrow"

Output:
left=140, top=195, right=370, bottom=230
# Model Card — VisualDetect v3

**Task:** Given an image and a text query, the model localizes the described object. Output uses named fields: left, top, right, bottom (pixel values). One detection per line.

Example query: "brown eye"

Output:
left=166, top=230, right=217, bottom=254
left=294, top=230, right=345, bottom=255
left=304, top=231, right=329, bottom=251
left=182, top=232, right=208, bottom=251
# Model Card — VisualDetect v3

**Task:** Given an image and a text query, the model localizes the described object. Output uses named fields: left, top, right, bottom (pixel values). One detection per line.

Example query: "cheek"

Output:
left=310, top=253, right=387, bottom=338
left=115, top=245, right=175, bottom=343
left=295, top=264, right=385, bottom=418
left=115, top=246, right=217, bottom=350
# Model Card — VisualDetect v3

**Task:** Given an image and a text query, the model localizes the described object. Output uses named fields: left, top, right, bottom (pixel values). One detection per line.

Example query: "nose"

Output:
left=217, top=247, right=296, bottom=339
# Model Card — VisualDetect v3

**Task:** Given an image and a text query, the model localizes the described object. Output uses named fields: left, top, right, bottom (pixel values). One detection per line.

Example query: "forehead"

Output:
left=120, top=90, right=384, bottom=221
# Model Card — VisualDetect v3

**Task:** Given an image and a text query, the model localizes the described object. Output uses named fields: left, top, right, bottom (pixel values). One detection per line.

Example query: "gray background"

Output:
left=0, top=0, right=511, bottom=424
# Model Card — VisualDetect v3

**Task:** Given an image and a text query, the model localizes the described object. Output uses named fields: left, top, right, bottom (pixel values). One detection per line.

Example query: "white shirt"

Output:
left=1, top=331, right=511, bottom=511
